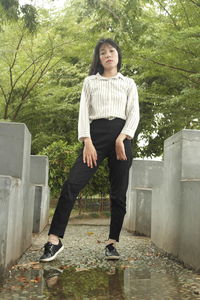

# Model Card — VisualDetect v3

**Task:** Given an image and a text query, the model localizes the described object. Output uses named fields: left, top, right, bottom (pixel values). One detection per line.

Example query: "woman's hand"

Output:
left=83, top=138, right=98, bottom=168
left=115, top=133, right=127, bottom=160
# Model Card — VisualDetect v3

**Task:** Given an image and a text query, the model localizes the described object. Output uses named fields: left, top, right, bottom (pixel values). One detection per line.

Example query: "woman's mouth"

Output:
left=106, top=60, right=113, bottom=63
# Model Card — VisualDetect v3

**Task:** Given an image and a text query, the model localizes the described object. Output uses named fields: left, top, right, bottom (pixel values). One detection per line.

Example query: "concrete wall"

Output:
left=30, top=155, right=50, bottom=233
left=124, top=159, right=163, bottom=236
left=0, top=122, right=34, bottom=277
left=0, top=176, right=23, bottom=273
left=179, top=181, right=200, bottom=270
left=151, top=129, right=200, bottom=270
left=30, top=155, right=49, bottom=186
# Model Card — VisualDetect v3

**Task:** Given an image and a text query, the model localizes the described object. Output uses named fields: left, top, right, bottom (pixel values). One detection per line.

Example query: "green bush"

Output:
left=39, top=140, right=81, bottom=196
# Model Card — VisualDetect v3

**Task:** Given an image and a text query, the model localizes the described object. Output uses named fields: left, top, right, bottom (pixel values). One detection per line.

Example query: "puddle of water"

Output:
left=1, top=266, right=200, bottom=300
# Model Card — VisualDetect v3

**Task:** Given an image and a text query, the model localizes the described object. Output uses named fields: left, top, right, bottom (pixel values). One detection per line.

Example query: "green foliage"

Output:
left=0, top=0, right=19, bottom=20
left=39, top=140, right=81, bottom=196
left=21, top=4, right=38, bottom=33
left=0, top=0, right=38, bottom=32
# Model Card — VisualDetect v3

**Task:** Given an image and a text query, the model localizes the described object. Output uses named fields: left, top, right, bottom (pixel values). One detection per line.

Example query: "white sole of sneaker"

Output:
left=40, top=245, right=64, bottom=262
left=105, top=256, right=120, bottom=260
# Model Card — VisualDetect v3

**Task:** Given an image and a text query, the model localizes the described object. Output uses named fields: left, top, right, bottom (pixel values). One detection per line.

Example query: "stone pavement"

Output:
left=1, top=218, right=200, bottom=299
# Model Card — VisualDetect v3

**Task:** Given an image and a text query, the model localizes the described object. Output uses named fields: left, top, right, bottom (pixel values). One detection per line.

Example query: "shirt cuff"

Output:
left=78, top=133, right=91, bottom=142
left=120, top=129, right=134, bottom=140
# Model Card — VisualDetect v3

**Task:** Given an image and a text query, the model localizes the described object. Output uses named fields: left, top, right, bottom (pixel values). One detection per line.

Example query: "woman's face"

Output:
left=99, top=43, right=119, bottom=71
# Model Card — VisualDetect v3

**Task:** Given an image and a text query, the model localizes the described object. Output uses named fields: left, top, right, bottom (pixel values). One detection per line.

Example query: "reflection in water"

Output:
left=44, top=267, right=199, bottom=300
left=108, top=269, right=125, bottom=300
left=123, top=268, right=197, bottom=300
left=43, top=268, right=63, bottom=288
left=0, top=266, right=199, bottom=299
left=44, top=267, right=125, bottom=300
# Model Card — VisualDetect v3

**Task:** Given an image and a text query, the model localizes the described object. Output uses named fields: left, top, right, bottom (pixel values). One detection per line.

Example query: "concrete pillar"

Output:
left=151, top=129, right=200, bottom=270
left=124, top=159, right=163, bottom=236
left=0, top=122, right=33, bottom=275
left=0, top=176, right=22, bottom=276
left=30, top=155, right=50, bottom=233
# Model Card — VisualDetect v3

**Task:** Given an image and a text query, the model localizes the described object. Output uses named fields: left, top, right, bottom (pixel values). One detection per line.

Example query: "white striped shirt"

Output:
left=78, top=72, right=140, bottom=141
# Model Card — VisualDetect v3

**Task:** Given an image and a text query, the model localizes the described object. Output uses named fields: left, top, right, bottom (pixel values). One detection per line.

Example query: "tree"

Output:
left=69, top=0, right=200, bottom=157
left=0, top=21, right=69, bottom=121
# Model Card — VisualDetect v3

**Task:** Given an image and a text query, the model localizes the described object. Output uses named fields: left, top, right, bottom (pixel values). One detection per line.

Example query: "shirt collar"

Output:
left=95, top=72, right=125, bottom=80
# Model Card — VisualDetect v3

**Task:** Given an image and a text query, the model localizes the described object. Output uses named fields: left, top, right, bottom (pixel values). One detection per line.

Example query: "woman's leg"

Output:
left=48, top=148, right=105, bottom=239
left=107, top=138, right=132, bottom=242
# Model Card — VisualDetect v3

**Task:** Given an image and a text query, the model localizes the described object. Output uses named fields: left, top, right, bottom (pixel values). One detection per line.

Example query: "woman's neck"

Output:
left=102, top=69, right=118, bottom=78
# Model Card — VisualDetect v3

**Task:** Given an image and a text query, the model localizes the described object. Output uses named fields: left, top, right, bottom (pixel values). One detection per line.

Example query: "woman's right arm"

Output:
left=78, top=78, right=97, bottom=168
left=78, top=78, right=91, bottom=142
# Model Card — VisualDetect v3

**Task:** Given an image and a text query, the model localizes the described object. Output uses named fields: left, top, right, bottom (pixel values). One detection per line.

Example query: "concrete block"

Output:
left=30, top=155, right=49, bottom=186
left=164, top=129, right=200, bottom=180
left=151, top=129, right=200, bottom=270
left=179, top=181, right=200, bottom=270
left=124, top=160, right=163, bottom=236
left=0, top=176, right=23, bottom=276
left=0, top=122, right=33, bottom=269
left=135, top=189, right=152, bottom=236
left=0, top=122, right=30, bottom=179
left=30, top=155, right=50, bottom=233
left=131, top=159, right=164, bottom=189
left=33, top=186, right=50, bottom=233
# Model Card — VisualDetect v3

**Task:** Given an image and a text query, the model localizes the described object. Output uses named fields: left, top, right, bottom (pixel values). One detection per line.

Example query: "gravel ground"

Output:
left=1, top=219, right=200, bottom=299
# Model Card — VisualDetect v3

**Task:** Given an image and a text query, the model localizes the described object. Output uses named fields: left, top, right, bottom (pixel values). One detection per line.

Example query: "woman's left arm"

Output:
left=120, top=79, right=140, bottom=139
left=115, top=79, right=140, bottom=160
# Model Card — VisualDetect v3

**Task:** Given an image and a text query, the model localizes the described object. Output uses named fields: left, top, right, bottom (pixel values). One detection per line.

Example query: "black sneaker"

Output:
left=105, top=243, right=120, bottom=260
left=43, top=267, right=63, bottom=280
left=39, top=240, right=64, bottom=262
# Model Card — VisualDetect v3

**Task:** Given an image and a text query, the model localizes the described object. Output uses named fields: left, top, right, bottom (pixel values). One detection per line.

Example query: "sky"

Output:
left=18, top=0, right=67, bottom=10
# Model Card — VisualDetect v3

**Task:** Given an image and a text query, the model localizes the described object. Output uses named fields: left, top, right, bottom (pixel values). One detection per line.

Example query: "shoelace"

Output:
left=40, top=242, right=56, bottom=254
left=40, top=241, right=59, bottom=251
left=106, top=243, right=115, bottom=251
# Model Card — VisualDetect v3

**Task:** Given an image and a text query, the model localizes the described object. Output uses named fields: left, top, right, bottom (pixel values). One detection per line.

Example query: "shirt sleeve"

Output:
left=78, top=78, right=91, bottom=142
left=120, top=79, right=140, bottom=139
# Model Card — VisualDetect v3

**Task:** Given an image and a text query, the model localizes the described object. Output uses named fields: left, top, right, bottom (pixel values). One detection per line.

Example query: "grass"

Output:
left=49, top=207, right=110, bottom=219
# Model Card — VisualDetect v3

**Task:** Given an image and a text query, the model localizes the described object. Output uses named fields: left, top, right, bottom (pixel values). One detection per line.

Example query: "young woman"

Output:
left=40, top=38, right=140, bottom=262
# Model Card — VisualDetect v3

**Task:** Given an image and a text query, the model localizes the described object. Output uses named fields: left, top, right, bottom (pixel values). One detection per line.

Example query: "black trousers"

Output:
left=48, top=118, right=132, bottom=242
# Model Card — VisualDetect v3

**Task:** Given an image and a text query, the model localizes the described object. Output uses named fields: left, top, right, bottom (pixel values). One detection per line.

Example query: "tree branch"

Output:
left=8, top=31, right=25, bottom=105
left=140, top=55, right=199, bottom=74
left=12, top=56, right=64, bottom=120
left=11, top=40, right=72, bottom=93
left=156, top=0, right=179, bottom=29
left=0, top=83, right=9, bottom=119
left=12, top=50, right=54, bottom=120
left=188, top=0, right=200, bottom=7
left=178, top=0, right=191, bottom=27
left=101, top=3, right=121, bottom=23
left=0, top=83, right=7, bottom=102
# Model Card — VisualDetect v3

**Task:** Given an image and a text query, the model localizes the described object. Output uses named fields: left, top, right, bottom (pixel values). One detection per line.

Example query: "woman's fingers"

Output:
left=83, top=142, right=98, bottom=168
left=115, top=142, right=127, bottom=160
left=87, top=155, right=97, bottom=168
left=84, top=152, right=97, bottom=168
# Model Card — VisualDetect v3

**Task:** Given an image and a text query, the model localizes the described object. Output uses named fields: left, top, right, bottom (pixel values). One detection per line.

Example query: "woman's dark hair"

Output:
left=89, top=38, right=122, bottom=75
